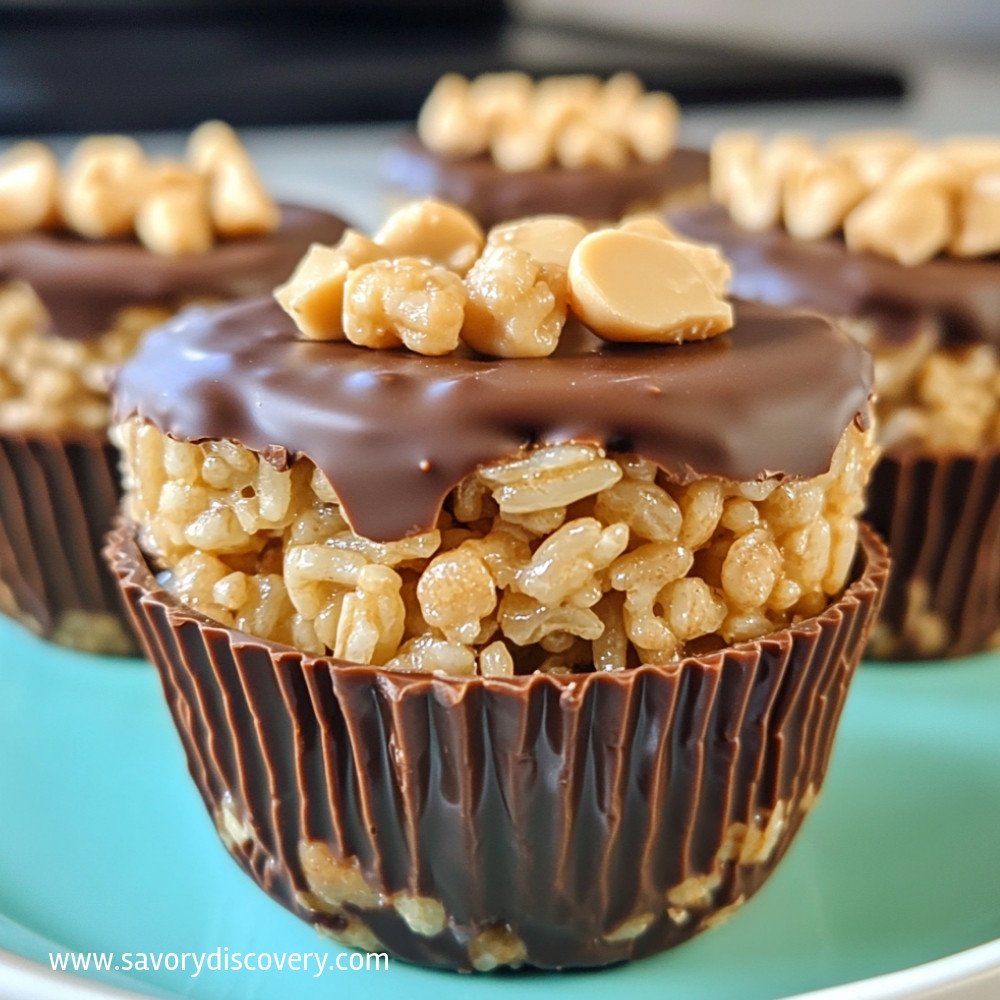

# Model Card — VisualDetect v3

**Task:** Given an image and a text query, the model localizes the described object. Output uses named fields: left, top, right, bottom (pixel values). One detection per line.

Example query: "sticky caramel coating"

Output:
left=0, top=283, right=174, bottom=432
left=117, top=418, right=875, bottom=674
left=711, top=129, right=1000, bottom=263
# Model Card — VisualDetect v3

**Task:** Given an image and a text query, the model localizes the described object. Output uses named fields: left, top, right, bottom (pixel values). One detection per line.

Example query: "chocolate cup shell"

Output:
left=865, top=446, right=1000, bottom=659
left=0, top=429, right=135, bottom=654
left=107, top=518, right=888, bottom=971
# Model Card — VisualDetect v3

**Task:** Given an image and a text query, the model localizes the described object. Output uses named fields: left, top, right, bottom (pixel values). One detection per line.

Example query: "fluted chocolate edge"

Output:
left=865, top=445, right=1000, bottom=660
left=0, top=429, right=135, bottom=654
left=106, top=518, right=889, bottom=971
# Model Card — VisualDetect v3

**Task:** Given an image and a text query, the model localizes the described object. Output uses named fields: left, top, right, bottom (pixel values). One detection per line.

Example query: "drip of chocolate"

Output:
left=114, top=296, right=872, bottom=542
left=381, top=135, right=709, bottom=229
left=670, top=204, right=1000, bottom=346
left=0, top=205, right=347, bottom=340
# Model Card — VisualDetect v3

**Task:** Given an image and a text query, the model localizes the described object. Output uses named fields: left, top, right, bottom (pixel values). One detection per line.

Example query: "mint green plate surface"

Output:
left=1, top=617, right=998, bottom=1000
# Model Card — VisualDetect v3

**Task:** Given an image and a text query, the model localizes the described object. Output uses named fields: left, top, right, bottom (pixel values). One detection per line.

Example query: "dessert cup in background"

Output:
left=106, top=204, right=885, bottom=969
left=671, top=130, right=1000, bottom=659
left=0, top=123, right=348, bottom=653
left=380, top=72, right=709, bottom=228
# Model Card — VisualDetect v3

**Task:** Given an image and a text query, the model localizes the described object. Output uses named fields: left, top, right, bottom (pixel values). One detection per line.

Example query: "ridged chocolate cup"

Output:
left=107, top=518, right=888, bottom=972
left=0, top=429, right=135, bottom=654
left=865, top=446, right=1000, bottom=660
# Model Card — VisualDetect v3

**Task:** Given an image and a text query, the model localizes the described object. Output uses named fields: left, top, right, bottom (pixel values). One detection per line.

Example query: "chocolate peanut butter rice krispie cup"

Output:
left=0, top=122, right=347, bottom=653
left=671, top=131, right=1000, bottom=659
left=107, top=202, right=886, bottom=970
left=381, top=72, right=708, bottom=229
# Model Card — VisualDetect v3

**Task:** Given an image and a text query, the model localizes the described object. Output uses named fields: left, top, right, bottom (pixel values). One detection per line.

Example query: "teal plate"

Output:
left=1, top=618, right=998, bottom=1000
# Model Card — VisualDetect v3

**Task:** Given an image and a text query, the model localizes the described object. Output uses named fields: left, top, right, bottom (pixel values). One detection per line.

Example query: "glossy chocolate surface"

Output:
left=670, top=204, right=1000, bottom=346
left=114, top=296, right=872, bottom=542
left=381, top=134, right=709, bottom=228
left=0, top=205, right=347, bottom=340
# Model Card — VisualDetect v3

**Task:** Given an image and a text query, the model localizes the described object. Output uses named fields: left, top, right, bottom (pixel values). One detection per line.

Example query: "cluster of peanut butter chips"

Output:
left=0, top=121, right=279, bottom=255
left=418, top=72, right=680, bottom=171
left=275, top=200, right=733, bottom=357
left=712, top=130, right=1000, bottom=265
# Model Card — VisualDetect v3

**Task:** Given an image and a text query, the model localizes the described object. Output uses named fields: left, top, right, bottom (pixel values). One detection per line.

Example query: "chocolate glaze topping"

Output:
left=381, top=134, right=709, bottom=229
left=114, top=296, right=872, bottom=542
left=0, top=205, right=347, bottom=340
left=670, top=204, right=1000, bottom=346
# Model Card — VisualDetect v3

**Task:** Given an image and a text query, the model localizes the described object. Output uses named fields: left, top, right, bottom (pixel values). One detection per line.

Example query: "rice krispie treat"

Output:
left=108, top=202, right=886, bottom=969
left=0, top=122, right=348, bottom=652
left=671, top=131, right=1000, bottom=659
left=381, top=73, right=708, bottom=228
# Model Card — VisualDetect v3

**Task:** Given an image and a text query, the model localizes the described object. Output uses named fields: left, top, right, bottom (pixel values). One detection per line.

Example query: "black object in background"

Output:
left=0, top=1, right=905, bottom=134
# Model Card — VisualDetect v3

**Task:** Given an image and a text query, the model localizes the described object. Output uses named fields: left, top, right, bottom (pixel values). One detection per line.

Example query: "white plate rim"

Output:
left=2, top=935, right=1000, bottom=1000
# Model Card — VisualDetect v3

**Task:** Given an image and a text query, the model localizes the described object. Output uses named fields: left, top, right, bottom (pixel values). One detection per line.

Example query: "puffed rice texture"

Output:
left=117, top=418, right=877, bottom=675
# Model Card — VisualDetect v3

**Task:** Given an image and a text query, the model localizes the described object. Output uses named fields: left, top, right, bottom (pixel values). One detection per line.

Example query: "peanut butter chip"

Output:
left=375, top=198, right=485, bottom=275
left=274, top=244, right=352, bottom=341
left=555, top=120, right=629, bottom=171
left=416, top=73, right=489, bottom=159
left=614, top=221, right=733, bottom=295
left=136, top=187, right=214, bottom=256
left=618, top=214, right=678, bottom=240
left=596, top=72, right=644, bottom=129
left=951, top=168, right=1000, bottom=256
left=468, top=71, right=533, bottom=125
left=568, top=230, right=733, bottom=343
left=783, top=156, right=867, bottom=240
left=60, top=135, right=147, bottom=239
left=826, top=130, right=920, bottom=189
left=712, top=128, right=1000, bottom=263
left=0, top=142, right=59, bottom=234
left=665, top=241, right=732, bottom=296
left=187, top=120, right=244, bottom=174
left=2, top=121, right=276, bottom=255
left=209, top=157, right=280, bottom=237
left=487, top=215, right=588, bottom=268
left=939, top=136, right=1000, bottom=172
left=273, top=230, right=385, bottom=341
left=490, top=120, right=556, bottom=173
left=625, top=91, right=680, bottom=164
left=844, top=185, right=952, bottom=266
left=417, top=72, right=679, bottom=171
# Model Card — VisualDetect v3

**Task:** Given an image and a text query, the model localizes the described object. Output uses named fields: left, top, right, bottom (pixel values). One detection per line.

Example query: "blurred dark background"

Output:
left=0, top=0, right=905, bottom=134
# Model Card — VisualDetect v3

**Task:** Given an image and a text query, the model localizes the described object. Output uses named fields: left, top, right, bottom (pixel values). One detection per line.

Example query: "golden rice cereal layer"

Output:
left=117, top=417, right=876, bottom=674
left=841, top=315, right=1000, bottom=454
left=0, top=282, right=175, bottom=434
